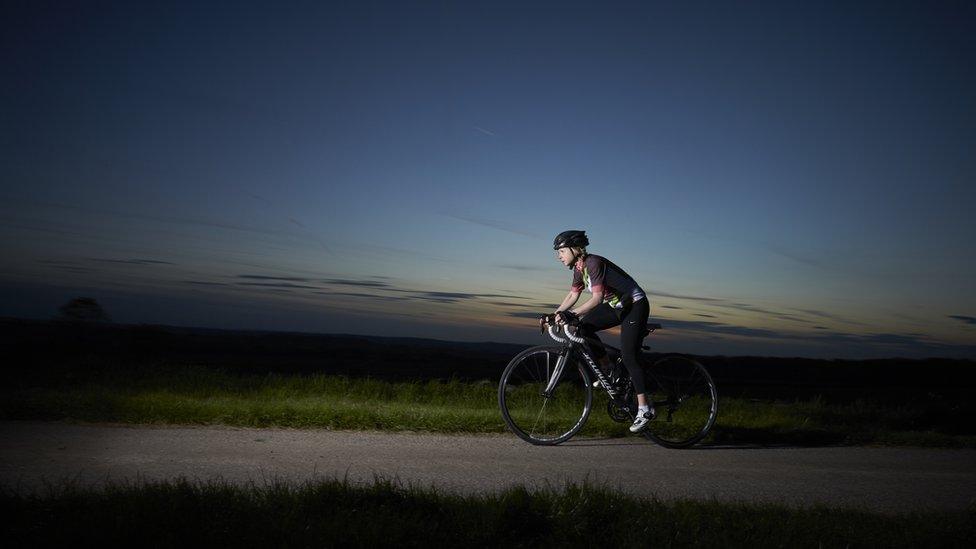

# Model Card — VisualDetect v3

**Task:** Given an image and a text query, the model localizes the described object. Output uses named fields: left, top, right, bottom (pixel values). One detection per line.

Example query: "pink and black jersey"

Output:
left=571, top=254, right=646, bottom=309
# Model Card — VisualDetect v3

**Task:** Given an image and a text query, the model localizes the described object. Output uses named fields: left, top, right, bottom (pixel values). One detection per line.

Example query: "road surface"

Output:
left=1, top=421, right=973, bottom=514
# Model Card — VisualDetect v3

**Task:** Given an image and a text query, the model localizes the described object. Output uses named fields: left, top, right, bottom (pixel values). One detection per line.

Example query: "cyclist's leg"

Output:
left=579, top=303, right=621, bottom=365
left=619, top=298, right=650, bottom=394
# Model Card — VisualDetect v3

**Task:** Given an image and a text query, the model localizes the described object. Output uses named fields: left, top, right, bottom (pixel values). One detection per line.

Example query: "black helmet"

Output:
left=553, top=230, right=589, bottom=250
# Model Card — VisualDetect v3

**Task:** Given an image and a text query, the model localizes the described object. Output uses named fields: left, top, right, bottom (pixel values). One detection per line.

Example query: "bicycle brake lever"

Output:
left=540, top=314, right=554, bottom=334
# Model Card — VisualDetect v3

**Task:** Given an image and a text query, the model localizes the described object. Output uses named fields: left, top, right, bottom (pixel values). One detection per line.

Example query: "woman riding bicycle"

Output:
left=542, top=230, right=654, bottom=433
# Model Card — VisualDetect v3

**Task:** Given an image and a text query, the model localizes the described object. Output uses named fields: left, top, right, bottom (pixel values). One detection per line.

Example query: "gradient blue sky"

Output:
left=2, top=1, right=974, bottom=358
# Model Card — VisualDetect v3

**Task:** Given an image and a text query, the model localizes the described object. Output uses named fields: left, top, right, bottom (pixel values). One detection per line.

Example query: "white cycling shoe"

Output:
left=629, top=409, right=656, bottom=433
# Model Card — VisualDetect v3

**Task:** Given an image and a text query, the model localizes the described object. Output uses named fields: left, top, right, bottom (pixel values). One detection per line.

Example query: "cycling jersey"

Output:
left=571, top=254, right=646, bottom=309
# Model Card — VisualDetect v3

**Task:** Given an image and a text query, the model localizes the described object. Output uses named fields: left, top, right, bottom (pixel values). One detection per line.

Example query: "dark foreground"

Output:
left=2, top=474, right=973, bottom=548
left=5, top=317, right=975, bottom=400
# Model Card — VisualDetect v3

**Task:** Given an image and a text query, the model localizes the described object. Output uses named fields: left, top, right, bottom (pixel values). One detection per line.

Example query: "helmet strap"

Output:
left=570, top=248, right=584, bottom=268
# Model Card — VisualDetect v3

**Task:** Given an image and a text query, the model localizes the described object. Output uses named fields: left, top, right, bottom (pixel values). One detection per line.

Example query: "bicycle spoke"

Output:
left=529, top=398, right=551, bottom=438
left=502, top=333, right=715, bottom=448
left=641, top=355, right=718, bottom=448
left=499, top=347, right=592, bottom=445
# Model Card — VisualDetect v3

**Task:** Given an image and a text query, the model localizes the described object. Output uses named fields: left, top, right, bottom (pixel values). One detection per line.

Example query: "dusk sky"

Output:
left=2, top=1, right=974, bottom=359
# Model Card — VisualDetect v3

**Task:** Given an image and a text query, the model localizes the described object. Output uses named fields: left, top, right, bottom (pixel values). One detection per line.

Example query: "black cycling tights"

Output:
left=578, top=299, right=650, bottom=394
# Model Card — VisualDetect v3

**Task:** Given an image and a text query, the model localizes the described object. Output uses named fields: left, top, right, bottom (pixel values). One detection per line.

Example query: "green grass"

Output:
left=2, top=363, right=973, bottom=447
left=2, top=477, right=972, bottom=547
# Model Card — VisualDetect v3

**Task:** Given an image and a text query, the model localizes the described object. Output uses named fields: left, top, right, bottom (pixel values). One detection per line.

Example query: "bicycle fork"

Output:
left=542, top=348, right=571, bottom=397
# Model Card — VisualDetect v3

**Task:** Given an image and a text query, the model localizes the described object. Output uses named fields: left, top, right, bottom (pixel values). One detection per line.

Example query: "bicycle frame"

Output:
left=545, top=324, right=626, bottom=400
left=502, top=322, right=718, bottom=447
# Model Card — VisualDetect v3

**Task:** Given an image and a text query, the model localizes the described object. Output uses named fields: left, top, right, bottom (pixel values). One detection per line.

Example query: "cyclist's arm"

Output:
left=570, top=290, right=604, bottom=317
left=555, top=291, right=581, bottom=313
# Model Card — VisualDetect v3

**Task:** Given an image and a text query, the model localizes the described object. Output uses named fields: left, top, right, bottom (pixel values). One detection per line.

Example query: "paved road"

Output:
left=1, top=421, right=973, bottom=514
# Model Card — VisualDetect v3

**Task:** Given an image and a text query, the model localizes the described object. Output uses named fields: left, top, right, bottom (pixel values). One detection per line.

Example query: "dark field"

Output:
left=2, top=317, right=974, bottom=446
left=2, top=477, right=973, bottom=548
left=4, top=317, right=974, bottom=397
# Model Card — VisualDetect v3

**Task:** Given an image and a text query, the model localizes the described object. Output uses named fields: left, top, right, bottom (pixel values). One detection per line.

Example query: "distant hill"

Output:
left=2, top=317, right=973, bottom=401
left=1, top=317, right=526, bottom=381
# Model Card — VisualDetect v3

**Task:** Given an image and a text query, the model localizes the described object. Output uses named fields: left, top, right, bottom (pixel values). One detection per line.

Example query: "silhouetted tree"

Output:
left=57, top=297, right=111, bottom=322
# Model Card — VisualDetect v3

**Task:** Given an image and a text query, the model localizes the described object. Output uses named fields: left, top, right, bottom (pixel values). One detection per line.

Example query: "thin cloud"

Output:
left=858, top=333, right=927, bottom=346
left=762, top=241, right=976, bottom=283
left=322, top=292, right=411, bottom=302
left=763, top=243, right=830, bottom=270
left=350, top=243, right=453, bottom=264
left=37, top=259, right=93, bottom=273
left=237, top=281, right=325, bottom=290
left=323, top=279, right=392, bottom=288
left=5, top=195, right=334, bottom=255
left=656, top=318, right=787, bottom=340
left=49, top=265, right=94, bottom=273
left=239, top=275, right=312, bottom=282
left=652, top=291, right=726, bottom=303
left=347, top=290, right=531, bottom=304
left=811, top=330, right=951, bottom=350
left=498, top=264, right=550, bottom=272
left=183, top=280, right=229, bottom=286
left=659, top=317, right=973, bottom=355
left=248, top=193, right=274, bottom=206
left=473, top=126, right=497, bottom=136
left=249, top=193, right=331, bottom=255
left=724, top=302, right=795, bottom=318
left=418, top=299, right=459, bottom=304
left=654, top=291, right=808, bottom=322
left=949, top=315, right=976, bottom=326
left=791, top=307, right=865, bottom=326
left=425, top=292, right=480, bottom=299
left=412, top=292, right=476, bottom=303
left=87, top=258, right=175, bottom=265
left=420, top=291, right=524, bottom=300
left=440, top=212, right=543, bottom=239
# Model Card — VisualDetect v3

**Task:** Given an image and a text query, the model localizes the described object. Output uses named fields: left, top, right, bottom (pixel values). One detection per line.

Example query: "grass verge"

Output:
left=2, top=477, right=973, bottom=547
left=2, top=363, right=974, bottom=447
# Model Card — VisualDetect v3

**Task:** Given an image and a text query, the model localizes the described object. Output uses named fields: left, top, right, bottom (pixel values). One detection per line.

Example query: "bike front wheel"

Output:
left=498, top=346, right=592, bottom=445
left=641, top=354, right=718, bottom=448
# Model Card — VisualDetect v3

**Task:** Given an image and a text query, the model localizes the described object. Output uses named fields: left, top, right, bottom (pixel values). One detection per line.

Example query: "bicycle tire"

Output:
left=498, top=345, right=592, bottom=445
left=640, top=354, right=718, bottom=448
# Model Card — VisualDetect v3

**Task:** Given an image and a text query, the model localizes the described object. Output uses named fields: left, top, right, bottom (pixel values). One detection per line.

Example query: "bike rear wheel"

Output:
left=498, top=346, right=592, bottom=445
left=641, top=354, right=718, bottom=448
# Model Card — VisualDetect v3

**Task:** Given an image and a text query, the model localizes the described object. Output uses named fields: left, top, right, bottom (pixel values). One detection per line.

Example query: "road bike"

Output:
left=498, top=314, right=718, bottom=448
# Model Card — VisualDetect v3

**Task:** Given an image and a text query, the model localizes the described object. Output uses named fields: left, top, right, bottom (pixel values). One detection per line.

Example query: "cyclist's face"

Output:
left=556, top=247, right=575, bottom=266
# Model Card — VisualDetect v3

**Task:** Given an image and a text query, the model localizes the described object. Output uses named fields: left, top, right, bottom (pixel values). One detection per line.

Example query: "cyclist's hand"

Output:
left=539, top=314, right=555, bottom=333
left=555, top=311, right=578, bottom=325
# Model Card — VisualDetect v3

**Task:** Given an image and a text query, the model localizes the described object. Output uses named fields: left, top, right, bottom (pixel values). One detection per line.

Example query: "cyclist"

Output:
left=542, top=230, right=654, bottom=433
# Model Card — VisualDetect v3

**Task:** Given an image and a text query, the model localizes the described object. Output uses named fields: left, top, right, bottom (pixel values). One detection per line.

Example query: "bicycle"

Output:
left=498, top=313, right=718, bottom=448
